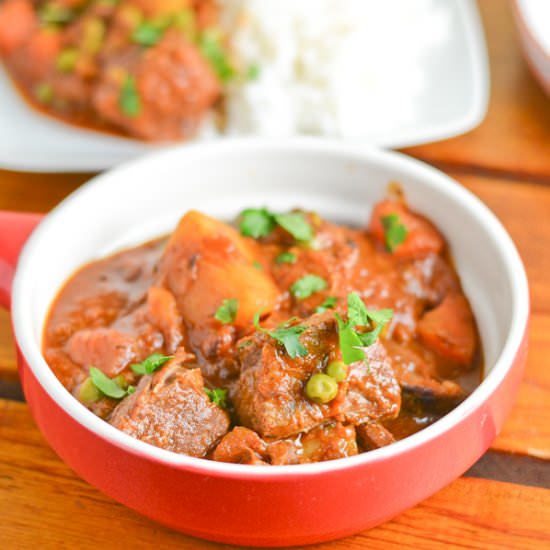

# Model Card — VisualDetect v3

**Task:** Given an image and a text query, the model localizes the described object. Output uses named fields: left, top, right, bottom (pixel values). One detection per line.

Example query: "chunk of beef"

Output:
left=212, top=423, right=358, bottom=465
left=269, top=423, right=358, bottom=465
left=383, top=340, right=465, bottom=411
left=234, top=313, right=335, bottom=439
left=93, top=30, right=220, bottom=140
left=369, top=200, right=444, bottom=258
left=234, top=313, right=400, bottom=439
left=110, top=360, right=230, bottom=456
left=417, top=293, right=477, bottom=367
left=402, top=253, right=461, bottom=306
left=356, top=422, right=395, bottom=451
left=0, top=0, right=37, bottom=57
left=66, top=327, right=137, bottom=376
left=7, top=28, right=61, bottom=84
left=211, top=426, right=268, bottom=465
left=337, top=342, right=401, bottom=425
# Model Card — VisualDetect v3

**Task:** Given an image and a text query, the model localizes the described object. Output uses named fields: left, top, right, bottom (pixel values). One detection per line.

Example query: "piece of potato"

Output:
left=159, top=210, right=279, bottom=328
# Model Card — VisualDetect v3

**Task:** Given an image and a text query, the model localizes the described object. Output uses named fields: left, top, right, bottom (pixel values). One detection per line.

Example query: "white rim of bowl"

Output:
left=12, top=138, right=529, bottom=479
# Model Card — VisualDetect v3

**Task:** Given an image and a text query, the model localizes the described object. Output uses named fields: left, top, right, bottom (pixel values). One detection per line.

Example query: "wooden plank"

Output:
left=403, top=0, right=550, bottom=179
left=492, top=312, right=550, bottom=459
left=0, top=309, right=16, bottom=382
left=0, top=399, right=549, bottom=550
left=0, top=170, right=89, bottom=212
left=458, top=173, right=550, bottom=314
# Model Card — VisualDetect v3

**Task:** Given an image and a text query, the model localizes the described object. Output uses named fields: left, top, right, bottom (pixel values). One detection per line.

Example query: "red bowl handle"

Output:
left=0, top=211, right=44, bottom=310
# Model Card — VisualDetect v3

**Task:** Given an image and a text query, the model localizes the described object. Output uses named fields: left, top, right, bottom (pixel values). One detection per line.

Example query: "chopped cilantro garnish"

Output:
left=238, top=208, right=314, bottom=243
left=253, top=312, right=308, bottom=358
left=316, top=296, right=337, bottom=313
left=335, top=313, right=365, bottom=365
left=238, top=339, right=253, bottom=350
left=131, top=353, right=173, bottom=375
left=381, top=213, right=408, bottom=252
left=39, top=4, right=74, bottom=25
left=119, top=75, right=141, bottom=117
left=246, top=63, right=261, bottom=80
left=239, top=208, right=276, bottom=238
left=274, top=212, right=313, bottom=242
left=199, top=31, right=234, bottom=82
left=204, top=387, right=228, bottom=409
left=89, top=367, right=132, bottom=399
left=214, top=298, right=238, bottom=324
left=132, top=22, right=163, bottom=46
left=252, top=260, right=263, bottom=270
left=276, top=251, right=297, bottom=264
left=290, top=274, right=327, bottom=300
left=336, top=293, right=393, bottom=364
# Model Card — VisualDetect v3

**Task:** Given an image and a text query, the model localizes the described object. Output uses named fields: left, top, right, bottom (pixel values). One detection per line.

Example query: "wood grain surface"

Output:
left=1, top=0, right=549, bottom=548
left=1, top=400, right=549, bottom=550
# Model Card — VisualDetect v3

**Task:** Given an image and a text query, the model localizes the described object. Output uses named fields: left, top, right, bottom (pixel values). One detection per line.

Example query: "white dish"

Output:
left=0, top=0, right=489, bottom=173
left=513, top=0, right=550, bottom=96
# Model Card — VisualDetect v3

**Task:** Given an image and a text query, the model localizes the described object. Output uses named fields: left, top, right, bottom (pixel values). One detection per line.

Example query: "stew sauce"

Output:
left=43, top=199, right=482, bottom=465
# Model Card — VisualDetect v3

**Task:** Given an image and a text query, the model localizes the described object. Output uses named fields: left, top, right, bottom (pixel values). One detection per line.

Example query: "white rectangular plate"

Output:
left=0, top=0, right=488, bottom=172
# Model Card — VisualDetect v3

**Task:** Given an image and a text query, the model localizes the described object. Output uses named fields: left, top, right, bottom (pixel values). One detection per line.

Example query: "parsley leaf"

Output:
left=239, top=208, right=276, bottom=238
left=335, top=314, right=365, bottom=364
left=316, top=296, right=337, bottom=313
left=89, top=367, right=129, bottom=399
left=336, top=293, right=393, bottom=364
left=274, top=212, right=314, bottom=242
left=381, top=213, right=408, bottom=252
left=204, top=387, right=228, bottom=409
left=253, top=312, right=308, bottom=358
left=276, top=251, right=297, bottom=264
left=214, top=298, right=238, bottom=324
left=347, top=291, right=370, bottom=326
left=39, top=4, right=74, bottom=24
left=290, top=274, right=327, bottom=300
left=131, top=353, right=173, bottom=375
left=119, top=75, right=141, bottom=117
left=199, top=31, right=234, bottom=82
left=132, top=22, right=163, bottom=46
left=246, top=63, right=261, bottom=80
left=238, top=208, right=314, bottom=243
left=357, top=308, right=393, bottom=347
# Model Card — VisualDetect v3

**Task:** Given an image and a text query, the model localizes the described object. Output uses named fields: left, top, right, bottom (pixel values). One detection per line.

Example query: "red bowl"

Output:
left=0, top=140, right=529, bottom=546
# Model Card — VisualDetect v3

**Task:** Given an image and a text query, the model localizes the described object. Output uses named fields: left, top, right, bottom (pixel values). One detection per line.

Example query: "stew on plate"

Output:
left=0, top=0, right=225, bottom=140
left=43, top=196, right=481, bottom=465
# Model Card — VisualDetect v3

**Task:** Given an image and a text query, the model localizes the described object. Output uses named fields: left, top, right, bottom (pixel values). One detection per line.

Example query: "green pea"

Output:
left=326, top=360, right=348, bottom=382
left=113, top=374, right=129, bottom=390
left=172, top=9, right=196, bottom=40
left=78, top=377, right=101, bottom=403
left=82, top=18, right=106, bottom=54
left=150, top=14, right=173, bottom=31
left=35, top=83, right=54, bottom=104
left=305, top=373, right=338, bottom=404
left=56, top=48, right=78, bottom=73
left=39, top=4, right=74, bottom=25
left=118, top=5, right=143, bottom=29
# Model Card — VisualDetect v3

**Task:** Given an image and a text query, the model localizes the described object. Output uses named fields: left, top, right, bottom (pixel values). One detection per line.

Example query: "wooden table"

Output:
left=1, top=2, right=549, bottom=548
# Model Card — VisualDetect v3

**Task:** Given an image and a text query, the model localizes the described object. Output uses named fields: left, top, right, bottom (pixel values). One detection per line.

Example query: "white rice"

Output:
left=216, top=0, right=450, bottom=140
